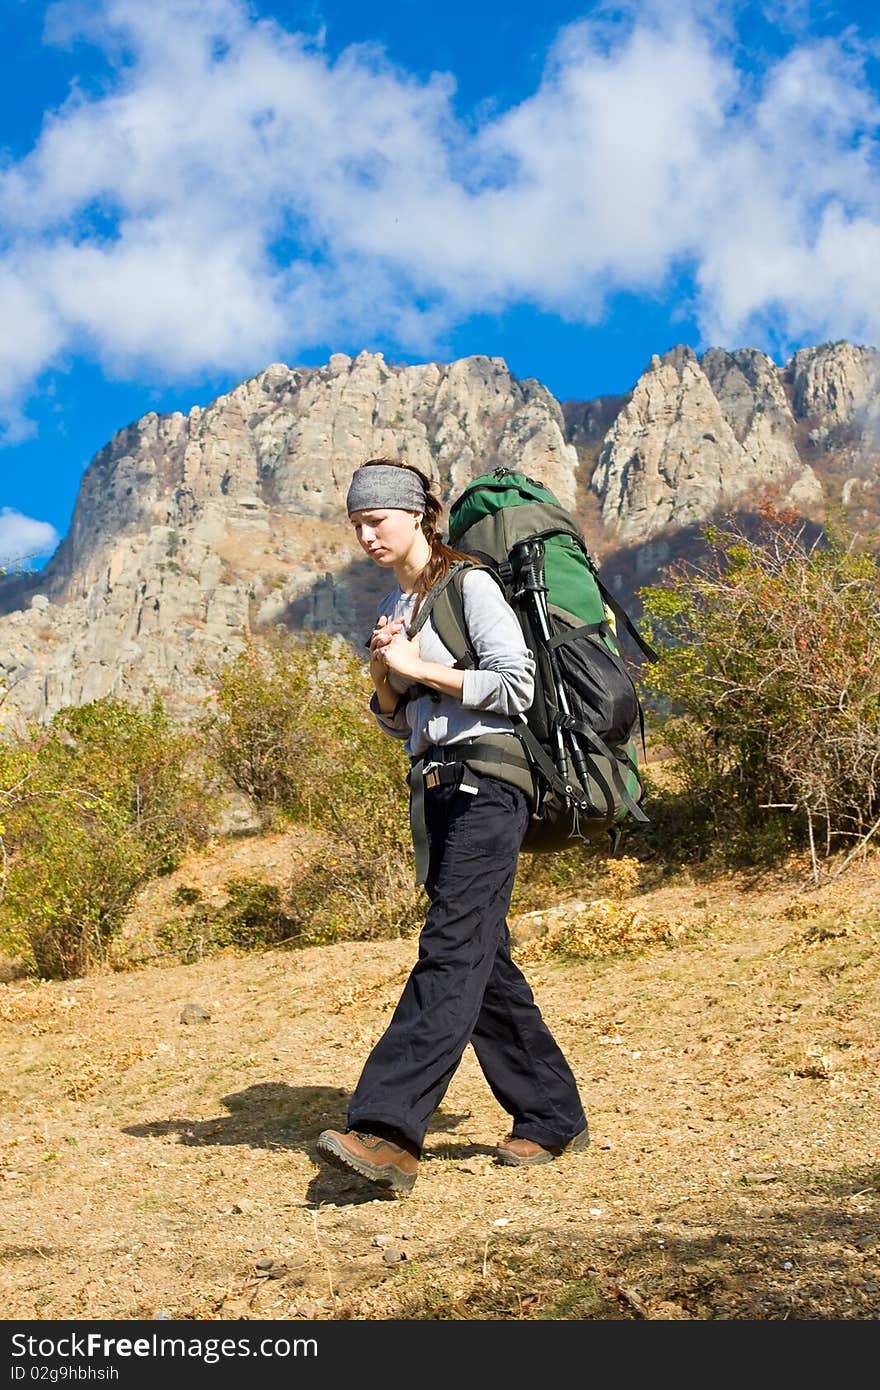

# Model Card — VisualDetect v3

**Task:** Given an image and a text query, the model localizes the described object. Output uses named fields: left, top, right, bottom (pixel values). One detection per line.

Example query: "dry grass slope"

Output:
left=1, top=830, right=878, bottom=1322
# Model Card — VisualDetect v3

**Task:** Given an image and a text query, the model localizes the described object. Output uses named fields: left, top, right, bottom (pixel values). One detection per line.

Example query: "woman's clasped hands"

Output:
left=370, top=613, right=423, bottom=683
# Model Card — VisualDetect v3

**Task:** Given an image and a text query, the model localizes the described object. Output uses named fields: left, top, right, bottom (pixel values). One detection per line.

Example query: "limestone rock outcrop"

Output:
left=788, top=340, right=880, bottom=434
left=590, top=346, right=825, bottom=541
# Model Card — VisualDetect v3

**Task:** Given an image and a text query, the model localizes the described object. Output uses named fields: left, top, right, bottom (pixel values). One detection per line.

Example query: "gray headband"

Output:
left=346, top=464, right=427, bottom=515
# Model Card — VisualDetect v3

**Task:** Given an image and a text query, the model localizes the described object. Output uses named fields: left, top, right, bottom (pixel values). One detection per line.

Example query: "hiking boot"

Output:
left=495, top=1122, right=590, bottom=1167
left=316, top=1129, right=419, bottom=1194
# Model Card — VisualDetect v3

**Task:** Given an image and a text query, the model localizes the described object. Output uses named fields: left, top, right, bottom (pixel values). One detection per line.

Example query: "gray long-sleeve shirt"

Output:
left=369, top=568, right=535, bottom=758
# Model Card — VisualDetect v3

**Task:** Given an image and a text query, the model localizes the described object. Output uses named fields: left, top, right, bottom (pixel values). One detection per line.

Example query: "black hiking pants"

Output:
left=346, top=772, right=587, bottom=1154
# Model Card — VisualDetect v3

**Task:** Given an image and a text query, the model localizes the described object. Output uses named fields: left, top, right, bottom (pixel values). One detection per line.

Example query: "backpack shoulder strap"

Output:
left=446, top=561, right=511, bottom=667
left=431, top=568, right=473, bottom=667
left=407, top=559, right=507, bottom=669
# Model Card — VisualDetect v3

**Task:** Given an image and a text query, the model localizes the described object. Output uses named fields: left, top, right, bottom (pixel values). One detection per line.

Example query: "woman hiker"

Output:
left=317, top=458, right=588, bottom=1195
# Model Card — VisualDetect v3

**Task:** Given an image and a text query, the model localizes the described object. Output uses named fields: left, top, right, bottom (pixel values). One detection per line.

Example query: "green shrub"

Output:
left=0, top=696, right=215, bottom=978
left=157, top=877, right=303, bottom=960
left=203, top=634, right=313, bottom=809
left=639, top=514, right=880, bottom=866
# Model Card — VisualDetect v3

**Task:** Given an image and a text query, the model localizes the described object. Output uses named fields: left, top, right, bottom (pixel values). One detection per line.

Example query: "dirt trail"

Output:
left=1, top=839, right=878, bottom=1322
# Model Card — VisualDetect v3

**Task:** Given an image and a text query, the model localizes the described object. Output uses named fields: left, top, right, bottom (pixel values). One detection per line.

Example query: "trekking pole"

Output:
left=513, top=539, right=593, bottom=796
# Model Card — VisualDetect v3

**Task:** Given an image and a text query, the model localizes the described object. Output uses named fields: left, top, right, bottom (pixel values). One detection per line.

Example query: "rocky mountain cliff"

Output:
left=1, top=340, right=878, bottom=730
left=591, top=341, right=880, bottom=542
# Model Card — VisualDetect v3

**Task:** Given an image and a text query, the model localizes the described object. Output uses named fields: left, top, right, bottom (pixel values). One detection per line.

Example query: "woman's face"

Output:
left=349, top=507, right=422, bottom=567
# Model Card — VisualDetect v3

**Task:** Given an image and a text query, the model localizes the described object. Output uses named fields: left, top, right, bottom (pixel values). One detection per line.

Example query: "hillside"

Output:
left=1, top=831, right=878, bottom=1322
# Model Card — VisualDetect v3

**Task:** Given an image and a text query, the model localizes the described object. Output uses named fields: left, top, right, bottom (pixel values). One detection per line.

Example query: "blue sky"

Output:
left=1, top=0, right=879, bottom=567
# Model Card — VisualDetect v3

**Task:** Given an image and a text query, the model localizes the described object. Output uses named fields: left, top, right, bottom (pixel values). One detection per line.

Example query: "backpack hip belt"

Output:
left=407, top=734, right=535, bottom=885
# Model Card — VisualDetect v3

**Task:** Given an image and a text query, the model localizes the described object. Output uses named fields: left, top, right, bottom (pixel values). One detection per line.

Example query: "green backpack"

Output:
left=410, top=468, right=656, bottom=853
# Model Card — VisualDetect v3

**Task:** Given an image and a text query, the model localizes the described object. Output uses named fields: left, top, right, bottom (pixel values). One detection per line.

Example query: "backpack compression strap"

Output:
left=593, top=578, right=659, bottom=664
left=556, top=715, right=650, bottom=823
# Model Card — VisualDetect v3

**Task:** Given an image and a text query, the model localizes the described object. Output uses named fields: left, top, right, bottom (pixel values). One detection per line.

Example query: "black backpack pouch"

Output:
left=550, top=618, right=639, bottom=748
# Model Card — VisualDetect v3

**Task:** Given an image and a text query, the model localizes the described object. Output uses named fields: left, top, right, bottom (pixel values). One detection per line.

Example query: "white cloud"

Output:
left=0, top=0, right=879, bottom=431
left=693, top=37, right=880, bottom=347
left=0, top=509, right=60, bottom=565
left=0, top=264, right=66, bottom=440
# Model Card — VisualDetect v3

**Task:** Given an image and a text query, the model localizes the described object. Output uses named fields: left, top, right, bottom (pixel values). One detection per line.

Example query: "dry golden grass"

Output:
left=1, top=832, right=878, bottom=1322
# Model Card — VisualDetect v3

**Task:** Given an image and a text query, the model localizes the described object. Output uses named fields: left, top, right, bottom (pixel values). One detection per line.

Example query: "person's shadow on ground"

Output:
left=124, top=1082, right=497, bottom=1206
